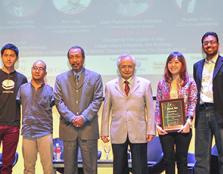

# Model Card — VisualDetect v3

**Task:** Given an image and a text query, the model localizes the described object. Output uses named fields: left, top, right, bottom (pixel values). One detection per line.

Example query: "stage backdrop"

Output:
left=0, top=0, right=221, bottom=173
left=0, top=0, right=222, bottom=89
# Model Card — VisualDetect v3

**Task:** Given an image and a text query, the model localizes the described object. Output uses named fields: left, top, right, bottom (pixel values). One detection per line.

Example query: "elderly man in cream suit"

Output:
left=54, top=46, right=103, bottom=174
left=101, top=54, right=156, bottom=174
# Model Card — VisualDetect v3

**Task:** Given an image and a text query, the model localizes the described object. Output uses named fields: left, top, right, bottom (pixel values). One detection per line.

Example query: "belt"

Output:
left=199, top=103, right=214, bottom=110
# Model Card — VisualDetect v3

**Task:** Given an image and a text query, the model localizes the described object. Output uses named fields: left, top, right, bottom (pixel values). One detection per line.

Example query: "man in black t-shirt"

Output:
left=0, top=43, right=27, bottom=174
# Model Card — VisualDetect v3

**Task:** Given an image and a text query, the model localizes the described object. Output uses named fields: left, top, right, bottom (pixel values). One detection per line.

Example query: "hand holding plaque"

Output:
left=160, top=98, right=185, bottom=132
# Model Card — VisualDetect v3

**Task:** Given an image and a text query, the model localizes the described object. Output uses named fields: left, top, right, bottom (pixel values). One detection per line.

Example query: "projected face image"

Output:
left=167, top=58, right=182, bottom=76
left=176, top=0, right=197, bottom=13
left=68, top=48, right=84, bottom=72
left=116, top=0, right=150, bottom=17
left=1, top=0, right=44, bottom=17
left=53, top=0, right=91, bottom=15
left=118, top=57, right=135, bottom=80
left=175, top=0, right=197, bottom=14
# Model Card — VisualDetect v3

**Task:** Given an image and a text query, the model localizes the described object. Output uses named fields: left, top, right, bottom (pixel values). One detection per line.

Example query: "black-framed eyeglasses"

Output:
left=32, top=66, right=45, bottom=71
left=203, top=40, right=218, bottom=46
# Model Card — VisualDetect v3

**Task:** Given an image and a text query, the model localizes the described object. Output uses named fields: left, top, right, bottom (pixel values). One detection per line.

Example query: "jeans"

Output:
left=159, top=131, right=192, bottom=174
left=194, top=107, right=223, bottom=174
left=0, top=125, right=19, bottom=174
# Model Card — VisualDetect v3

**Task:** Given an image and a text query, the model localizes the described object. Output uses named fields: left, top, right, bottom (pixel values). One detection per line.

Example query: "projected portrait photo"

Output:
left=52, top=0, right=91, bottom=15
left=116, top=0, right=151, bottom=17
left=1, top=0, right=44, bottom=17
left=175, top=0, right=197, bottom=14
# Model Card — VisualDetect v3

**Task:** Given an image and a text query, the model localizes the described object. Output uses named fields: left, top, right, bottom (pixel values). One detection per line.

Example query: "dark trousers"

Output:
left=112, top=137, right=147, bottom=174
left=159, top=131, right=192, bottom=174
left=0, top=125, right=19, bottom=174
left=194, top=107, right=223, bottom=174
left=63, top=139, right=98, bottom=174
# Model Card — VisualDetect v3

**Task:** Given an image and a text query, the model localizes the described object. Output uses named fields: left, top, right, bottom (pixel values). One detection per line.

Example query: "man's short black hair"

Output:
left=67, top=46, right=85, bottom=59
left=201, top=32, right=219, bottom=44
left=1, top=43, right=19, bottom=58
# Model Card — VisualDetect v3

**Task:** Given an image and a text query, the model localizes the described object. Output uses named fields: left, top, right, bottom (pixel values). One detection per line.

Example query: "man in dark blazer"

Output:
left=193, top=32, right=223, bottom=174
left=54, top=46, right=103, bottom=174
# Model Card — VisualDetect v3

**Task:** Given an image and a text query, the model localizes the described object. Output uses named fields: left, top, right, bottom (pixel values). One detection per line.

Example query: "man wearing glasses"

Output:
left=193, top=32, right=223, bottom=174
left=17, top=60, right=54, bottom=174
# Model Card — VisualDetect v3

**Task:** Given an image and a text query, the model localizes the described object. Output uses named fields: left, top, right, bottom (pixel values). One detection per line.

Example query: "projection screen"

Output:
left=0, top=0, right=222, bottom=91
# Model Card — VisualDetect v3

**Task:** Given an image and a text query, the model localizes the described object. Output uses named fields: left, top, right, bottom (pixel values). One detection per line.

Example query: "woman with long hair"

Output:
left=155, top=51, right=197, bottom=174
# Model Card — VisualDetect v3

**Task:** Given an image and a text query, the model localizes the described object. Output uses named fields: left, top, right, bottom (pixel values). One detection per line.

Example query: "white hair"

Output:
left=116, top=54, right=136, bottom=67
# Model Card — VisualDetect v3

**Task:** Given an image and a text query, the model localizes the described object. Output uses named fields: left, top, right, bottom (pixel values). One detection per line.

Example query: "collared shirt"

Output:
left=200, top=54, right=218, bottom=104
left=72, top=68, right=88, bottom=122
left=121, top=77, right=133, bottom=91
left=72, top=69, right=83, bottom=82
left=17, top=82, right=54, bottom=139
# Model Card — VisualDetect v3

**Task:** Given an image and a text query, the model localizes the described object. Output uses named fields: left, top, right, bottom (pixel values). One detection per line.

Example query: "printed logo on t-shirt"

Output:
left=2, top=79, right=15, bottom=93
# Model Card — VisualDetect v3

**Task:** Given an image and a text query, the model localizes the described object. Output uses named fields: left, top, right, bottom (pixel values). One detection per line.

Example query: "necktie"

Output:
left=124, top=81, right=130, bottom=96
left=75, top=74, right=79, bottom=83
